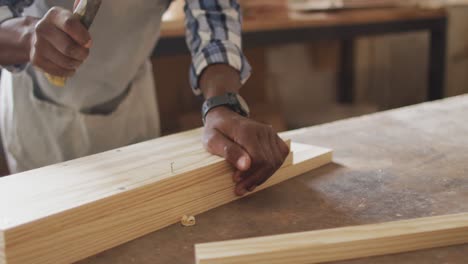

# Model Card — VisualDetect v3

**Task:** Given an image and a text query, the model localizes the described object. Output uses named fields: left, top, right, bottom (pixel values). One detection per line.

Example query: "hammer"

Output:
left=45, top=0, right=102, bottom=87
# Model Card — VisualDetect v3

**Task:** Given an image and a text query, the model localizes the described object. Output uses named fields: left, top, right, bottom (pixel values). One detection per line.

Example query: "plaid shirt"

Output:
left=0, top=0, right=251, bottom=94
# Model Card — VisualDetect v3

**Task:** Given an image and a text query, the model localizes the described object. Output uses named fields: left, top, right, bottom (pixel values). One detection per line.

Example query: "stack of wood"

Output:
left=288, top=0, right=410, bottom=11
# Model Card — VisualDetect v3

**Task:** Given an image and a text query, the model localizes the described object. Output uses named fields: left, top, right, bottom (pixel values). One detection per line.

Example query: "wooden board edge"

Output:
left=0, top=229, right=5, bottom=264
left=6, top=138, right=293, bottom=240
left=5, top=142, right=328, bottom=264
left=3, top=134, right=293, bottom=230
left=195, top=213, right=468, bottom=264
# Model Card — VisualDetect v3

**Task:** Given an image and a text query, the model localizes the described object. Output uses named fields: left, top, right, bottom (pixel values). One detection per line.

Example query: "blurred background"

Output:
left=1, top=0, right=468, bottom=175
left=153, top=0, right=468, bottom=134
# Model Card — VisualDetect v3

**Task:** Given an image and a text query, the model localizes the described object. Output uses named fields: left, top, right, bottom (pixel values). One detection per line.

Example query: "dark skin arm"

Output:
left=200, top=64, right=290, bottom=196
left=0, top=16, right=35, bottom=65
left=0, top=6, right=91, bottom=77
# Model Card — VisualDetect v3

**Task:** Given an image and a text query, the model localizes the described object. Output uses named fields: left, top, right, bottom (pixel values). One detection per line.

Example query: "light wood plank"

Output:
left=0, top=231, right=4, bottom=264
left=195, top=213, right=468, bottom=264
left=0, top=128, right=331, bottom=264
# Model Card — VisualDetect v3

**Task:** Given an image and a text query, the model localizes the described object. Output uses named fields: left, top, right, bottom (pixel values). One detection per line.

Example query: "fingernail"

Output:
left=248, top=185, right=257, bottom=192
left=237, top=157, right=248, bottom=170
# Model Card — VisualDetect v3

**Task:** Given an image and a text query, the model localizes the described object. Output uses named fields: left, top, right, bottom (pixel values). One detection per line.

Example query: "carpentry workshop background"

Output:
left=1, top=0, right=468, bottom=263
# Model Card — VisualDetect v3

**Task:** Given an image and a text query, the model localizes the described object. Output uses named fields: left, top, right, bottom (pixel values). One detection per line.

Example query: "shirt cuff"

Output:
left=189, top=40, right=252, bottom=96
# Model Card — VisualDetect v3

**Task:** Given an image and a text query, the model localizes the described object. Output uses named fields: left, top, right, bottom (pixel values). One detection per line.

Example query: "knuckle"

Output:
left=63, top=43, right=76, bottom=57
left=262, top=123, right=272, bottom=130
left=75, top=48, right=89, bottom=61
left=47, top=7, right=60, bottom=17
left=204, top=134, right=216, bottom=151
left=223, top=144, right=233, bottom=158
left=23, top=16, right=37, bottom=25
left=237, top=121, right=250, bottom=131
left=202, top=136, right=211, bottom=150
left=67, top=60, right=79, bottom=69
left=263, top=125, right=274, bottom=135
left=231, top=115, right=243, bottom=125
left=50, top=7, right=61, bottom=13
left=63, top=17, right=75, bottom=30
left=35, top=21, right=46, bottom=34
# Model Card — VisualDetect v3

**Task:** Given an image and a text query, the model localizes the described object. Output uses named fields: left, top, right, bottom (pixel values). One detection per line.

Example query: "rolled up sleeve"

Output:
left=184, top=0, right=251, bottom=95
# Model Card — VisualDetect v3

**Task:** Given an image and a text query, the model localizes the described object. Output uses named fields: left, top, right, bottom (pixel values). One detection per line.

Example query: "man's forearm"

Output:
left=199, top=64, right=242, bottom=99
left=0, top=16, right=36, bottom=66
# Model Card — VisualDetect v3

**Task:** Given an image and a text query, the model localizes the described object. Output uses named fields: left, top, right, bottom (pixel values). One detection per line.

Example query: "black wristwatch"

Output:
left=202, top=92, right=250, bottom=124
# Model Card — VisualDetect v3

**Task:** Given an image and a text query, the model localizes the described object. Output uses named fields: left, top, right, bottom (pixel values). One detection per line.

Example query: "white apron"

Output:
left=0, top=0, right=170, bottom=173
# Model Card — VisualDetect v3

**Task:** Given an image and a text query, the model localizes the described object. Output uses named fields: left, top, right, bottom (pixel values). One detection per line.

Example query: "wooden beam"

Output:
left=0, top=231, right=4, bottom=264
left=0, top=128, right=332, bottom=264
left=195, top=213, right=468, bottom=264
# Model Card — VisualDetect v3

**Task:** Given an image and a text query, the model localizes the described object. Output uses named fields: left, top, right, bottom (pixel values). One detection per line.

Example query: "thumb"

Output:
left=203, top=128, right=251, bottom=171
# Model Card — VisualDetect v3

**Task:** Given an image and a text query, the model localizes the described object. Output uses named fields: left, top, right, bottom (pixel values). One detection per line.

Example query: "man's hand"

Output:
left=203, top=106, right=290, bottom=196
left=199, top=65, right=289, bottom=196
left=30, top=7, right=91, bottom=77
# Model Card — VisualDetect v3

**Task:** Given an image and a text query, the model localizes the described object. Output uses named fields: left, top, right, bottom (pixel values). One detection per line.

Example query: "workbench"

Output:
left=155, top=4, right=448, bottom=103
left=79, top=94, right=468, bottom=263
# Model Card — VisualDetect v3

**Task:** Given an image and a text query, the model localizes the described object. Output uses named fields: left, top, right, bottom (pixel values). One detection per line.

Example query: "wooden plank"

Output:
left=195, top=213, right=468, bottom=264
left=0, top=230, right=4, bottom=264
left=75, top=95, right=468, bottom=264
left=0, top=128, right=332, bottom=264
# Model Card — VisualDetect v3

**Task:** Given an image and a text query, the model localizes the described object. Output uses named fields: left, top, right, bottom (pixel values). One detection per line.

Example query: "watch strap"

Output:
left=202, top=93, right=248, bottom=124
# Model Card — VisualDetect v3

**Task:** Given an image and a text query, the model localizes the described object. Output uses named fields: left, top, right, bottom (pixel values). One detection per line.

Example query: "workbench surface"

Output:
left=160, top=2, right=446, bottom=38
left=80, top=95, right=468, bottom=264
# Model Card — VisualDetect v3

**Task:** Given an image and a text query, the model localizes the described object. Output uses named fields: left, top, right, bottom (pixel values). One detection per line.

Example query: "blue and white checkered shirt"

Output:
left=0, top=0, right=252, bottom=95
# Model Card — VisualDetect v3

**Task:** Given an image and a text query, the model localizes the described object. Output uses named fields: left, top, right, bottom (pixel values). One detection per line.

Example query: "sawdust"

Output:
left=181, top=215, right=196, bottom=227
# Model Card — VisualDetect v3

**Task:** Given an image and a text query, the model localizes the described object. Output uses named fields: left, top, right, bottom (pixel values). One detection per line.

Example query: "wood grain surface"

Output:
left=195, top=213, right=468, bottom=264
left=0, top=129, right=331, bottom=264
left=78, top=95, right=468, bottom=264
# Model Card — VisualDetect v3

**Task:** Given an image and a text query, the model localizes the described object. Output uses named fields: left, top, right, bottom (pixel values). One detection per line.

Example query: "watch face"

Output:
left=235, top=94, right=250, bottom=115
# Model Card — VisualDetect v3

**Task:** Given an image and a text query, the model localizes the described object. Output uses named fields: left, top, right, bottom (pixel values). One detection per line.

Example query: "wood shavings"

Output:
left=181, top=215, right=196, bottom=227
